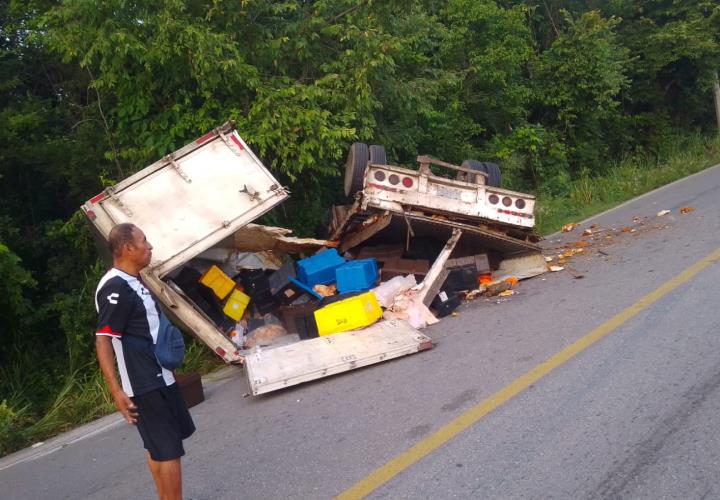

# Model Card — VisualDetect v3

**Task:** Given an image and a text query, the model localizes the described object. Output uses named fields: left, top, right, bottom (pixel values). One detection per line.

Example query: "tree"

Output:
left=532, top=11, right=631, bottom=172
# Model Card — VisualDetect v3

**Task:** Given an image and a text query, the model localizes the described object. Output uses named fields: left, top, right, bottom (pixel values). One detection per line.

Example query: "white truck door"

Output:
left=83, top=124, right=289, bottom=278
left=244, top=319, right=433, bottom=395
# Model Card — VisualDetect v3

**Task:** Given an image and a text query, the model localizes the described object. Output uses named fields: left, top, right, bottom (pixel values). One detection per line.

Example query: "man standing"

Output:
left=95, top=223, right=195, bottom=500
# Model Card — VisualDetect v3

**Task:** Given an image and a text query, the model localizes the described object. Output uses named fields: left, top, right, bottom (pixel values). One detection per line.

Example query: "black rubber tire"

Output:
left=369, top=145, right=387, bottom=166
left=460, top=160, right=502, bottom=187
left=344, top=142, right=369, bottom=196
left=485, top=162, right=501, bottom=188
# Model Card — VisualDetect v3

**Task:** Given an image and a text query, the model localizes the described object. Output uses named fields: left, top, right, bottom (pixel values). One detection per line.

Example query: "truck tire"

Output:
left=344, top=142, right=369, bottom=196
left=369, top=145, right=387, bottom=166
left=460, top=160, right=502, bottom=187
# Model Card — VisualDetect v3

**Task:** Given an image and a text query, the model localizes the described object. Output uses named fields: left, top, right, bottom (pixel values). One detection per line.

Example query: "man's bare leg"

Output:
left=146, top=452, right=164, bottom=497
left=146, top=452, right=182, bottom=500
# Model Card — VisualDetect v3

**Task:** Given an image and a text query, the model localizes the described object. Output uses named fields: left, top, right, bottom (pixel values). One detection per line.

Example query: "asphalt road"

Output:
left=2, top=164, right=720, bottom=500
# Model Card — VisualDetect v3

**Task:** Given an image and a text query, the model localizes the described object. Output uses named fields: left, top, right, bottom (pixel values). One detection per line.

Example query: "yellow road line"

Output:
left=337, top=247, right=720, bottom=500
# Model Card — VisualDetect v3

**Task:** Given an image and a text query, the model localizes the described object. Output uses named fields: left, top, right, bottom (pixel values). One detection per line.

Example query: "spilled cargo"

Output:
left=82, top=122, right=547, bottom=395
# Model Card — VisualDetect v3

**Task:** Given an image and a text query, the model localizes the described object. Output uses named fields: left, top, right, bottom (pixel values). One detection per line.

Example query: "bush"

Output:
left=488, top=124, right=570, bottom=194
left=0, top=399, right=31, bottom=456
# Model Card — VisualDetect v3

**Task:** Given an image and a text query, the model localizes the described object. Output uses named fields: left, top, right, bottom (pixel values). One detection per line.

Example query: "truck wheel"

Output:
left=485, top=162, right=501, bottom=187
left=460, top=160, right=502, bottom=187
left=344, top=142, right=369, bottom=196
left=369, top=145, right=387, bottom=166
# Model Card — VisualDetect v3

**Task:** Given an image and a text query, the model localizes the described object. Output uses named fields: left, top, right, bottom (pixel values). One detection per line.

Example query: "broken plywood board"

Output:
left=494, top=252, right=548, bottom=281
left=339, top=212, right=393, bottom=253
left=244, top=319, right=432, bottom=395
left=228, top=223, right=334, bottom=254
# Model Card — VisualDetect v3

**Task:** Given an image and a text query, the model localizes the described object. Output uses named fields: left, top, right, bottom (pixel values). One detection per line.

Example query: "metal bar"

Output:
left=166, top=155, right=192, bottom=183
left=416, top=155, right=489, bottom=177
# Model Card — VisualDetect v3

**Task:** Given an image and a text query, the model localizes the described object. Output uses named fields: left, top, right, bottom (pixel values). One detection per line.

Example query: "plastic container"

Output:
left=444, top=265, right=478, bottom=293
left=278, top=302, right=321, bottom=340
left=288, top=277, right=323, bottom=300
left=253, top=293, right=279, bottom=315
left=296, top=248, right=345, bottom=287
left=269, top=262, right=296, bottom=293
left=199, top=265, right=236, bottom=299
left=314, top=291, right=382, bottom=336
left=240, top=269, right=271, bottom=295
left=430, top=290, right=461, bottom=318
left=335, top=259, right=379, bottom=294
left=238, top=269, right=279, bottom=314
left=223, top=289, right=251, bottom=321
left=274, top=282, right=305, bottom=305
left=269, top=262, right=303, bottom=305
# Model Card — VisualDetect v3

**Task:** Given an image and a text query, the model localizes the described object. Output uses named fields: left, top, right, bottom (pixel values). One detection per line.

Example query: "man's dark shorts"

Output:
left=132, top=383, right=195, bottom=461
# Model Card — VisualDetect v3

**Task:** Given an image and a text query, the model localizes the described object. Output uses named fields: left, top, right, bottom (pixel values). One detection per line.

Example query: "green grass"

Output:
left=535, top=133, right=720, bottom=234
left=0, top=337, right=223, bottom=457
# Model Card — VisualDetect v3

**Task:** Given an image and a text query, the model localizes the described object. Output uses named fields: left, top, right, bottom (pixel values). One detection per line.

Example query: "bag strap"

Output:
left=121, top=293, right=156, bottom=353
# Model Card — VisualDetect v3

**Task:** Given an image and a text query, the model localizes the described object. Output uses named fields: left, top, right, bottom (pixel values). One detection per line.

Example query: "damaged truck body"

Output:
left=82, top=123, right=545, bottom=395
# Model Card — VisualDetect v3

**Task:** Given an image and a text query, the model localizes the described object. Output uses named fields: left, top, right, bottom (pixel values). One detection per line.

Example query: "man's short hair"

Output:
left=108, top=223, right=138, bottom=257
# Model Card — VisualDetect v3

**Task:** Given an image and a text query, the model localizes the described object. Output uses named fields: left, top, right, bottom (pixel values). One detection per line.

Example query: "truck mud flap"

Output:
left=244, top=319, right=432, bottom=395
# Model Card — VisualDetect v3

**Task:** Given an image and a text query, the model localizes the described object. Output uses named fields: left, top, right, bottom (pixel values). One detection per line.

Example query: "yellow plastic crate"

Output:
left=223, top=289, right=251, bottom=321
left=314, top=291, right=382, bottom=336
left=199, top=265, right=235, bottom=299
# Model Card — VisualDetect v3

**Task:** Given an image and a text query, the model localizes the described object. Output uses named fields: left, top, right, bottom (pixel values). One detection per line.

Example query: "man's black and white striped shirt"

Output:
left=95, top=268, right=175, bottom=397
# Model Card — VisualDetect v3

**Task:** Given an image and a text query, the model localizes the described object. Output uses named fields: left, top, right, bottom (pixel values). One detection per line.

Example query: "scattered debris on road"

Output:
left=543, top=205, right=698, bottom=279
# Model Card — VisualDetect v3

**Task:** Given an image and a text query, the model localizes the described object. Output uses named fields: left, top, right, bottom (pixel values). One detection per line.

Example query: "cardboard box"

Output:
left=381, top=258, right=431, bottom=280
left=446, top=253, right=491, bottom=274
left=175, top=372, right=205, bottom=408
left=356, top=244, right=405, bottom=262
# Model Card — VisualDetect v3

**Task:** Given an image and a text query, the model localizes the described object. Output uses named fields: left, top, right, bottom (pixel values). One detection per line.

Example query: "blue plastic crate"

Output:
left=335, top=259, right=379, bottom=294
left=288, top=277, right=323, bottom=300
left=296, top=248, right=345, bottom=287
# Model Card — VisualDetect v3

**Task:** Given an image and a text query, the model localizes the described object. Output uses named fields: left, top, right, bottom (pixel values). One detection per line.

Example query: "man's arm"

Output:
left=96, top=336, right=138, bottom=424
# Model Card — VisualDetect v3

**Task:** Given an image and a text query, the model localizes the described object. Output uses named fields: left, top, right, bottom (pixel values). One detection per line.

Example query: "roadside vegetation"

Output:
left=535, top=133, right=720, bottom=233
left=1, top=1, right=719, bottom=456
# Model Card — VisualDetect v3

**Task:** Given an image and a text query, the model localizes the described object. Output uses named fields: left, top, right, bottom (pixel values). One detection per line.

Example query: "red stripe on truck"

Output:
left=89, top=192, right=106, bottom=204
left=230, top=134, right=244, bottom=150
left=367, top=183, right=400, bottom=193
left=497, top=208, right=534, bottom=219
left=195, top=131, right=215, bottom=145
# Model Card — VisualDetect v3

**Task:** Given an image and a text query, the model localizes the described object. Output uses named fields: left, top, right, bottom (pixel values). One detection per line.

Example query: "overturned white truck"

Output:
left=82, top=124, right=544, bottom=395
left=330, top=143, right=545, bottom=305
